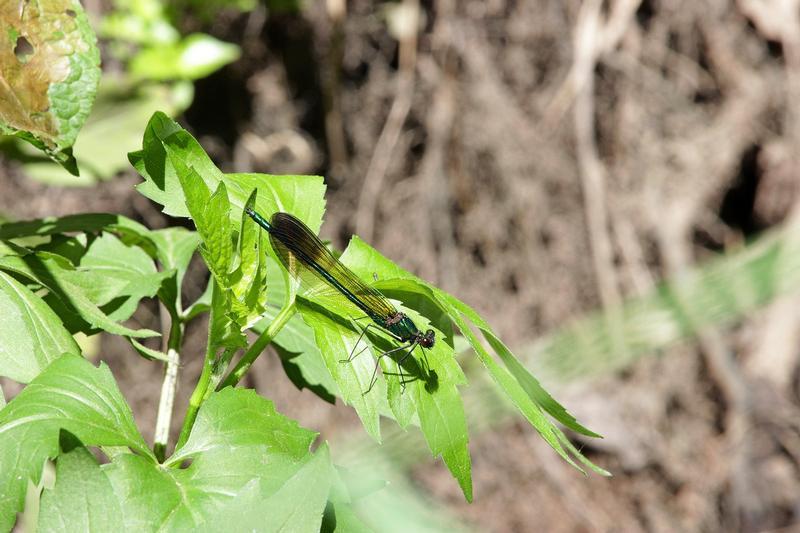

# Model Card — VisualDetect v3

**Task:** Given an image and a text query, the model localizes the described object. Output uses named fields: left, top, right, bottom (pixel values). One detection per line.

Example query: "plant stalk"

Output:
left=218, top=304, right=296, bottom=390
left=176, top=303, right=296, bottom=450
left=176, top=339, right=216, bottom=450
left=153, top=313, right=183, bottom=462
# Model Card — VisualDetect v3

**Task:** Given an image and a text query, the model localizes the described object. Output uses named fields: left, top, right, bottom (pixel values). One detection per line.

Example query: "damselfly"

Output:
left=245, top=208, right=435, bottom=393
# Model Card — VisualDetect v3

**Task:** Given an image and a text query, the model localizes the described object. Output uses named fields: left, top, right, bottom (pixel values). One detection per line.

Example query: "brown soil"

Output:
left=3, top=1, right=800, bottom=531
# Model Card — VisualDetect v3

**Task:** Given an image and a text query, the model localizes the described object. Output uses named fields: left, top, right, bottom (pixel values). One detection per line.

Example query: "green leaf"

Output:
left=265, top=245, right=289, bottom=306
left=484, top=332, right=600, bottom=438
left=150, top=228, right=200, bottom=281
left=0, top=241, right=21, bottom=257
left=203, top=181, right=235, bottom=284
left=338, top=237, right=606, bottom=475
left=401, top=310, right=472, bottom=501
left=0, top=270, right=79, bottom=382
left=266, top=310, right=340, bottom=403
left=432, top=313, right=607, bottom=476
left=10, top=78, right=192, bottom=185
left=232, top=190, right=259, bottom=280
left=102, top=451, right=298, bottom=531
left=0, top=212, right=150, bottom=240
left=338, top=454, right=469, bottom=533
left=99, top=0, right=178, bottom=46
left=0, top=0, right=100, bottom=174
left=22, top=230, right=170, bottom=330
left=130, top=34, right=240, bottom=81
left=39, top=445, right=124, bottom=532
left=166, top=160, right=264, bottom=333
left=0, top=355, right=153, bottom=532
left=332, top=301, right=471, bottom=498
left=207, top=277, right=247, bottom=354
left=453, top=311, right=599, bottom=474
left=229, top=189, right=269, bottom=328
left=180, top=172, right=233, bottom=285
left=130, top=111, right=218, bottom=218
left=169, top=388, right=315, bottom=465
left=205, top=444, right=333, bottom=533
left=407, top=362, right=472, bottom=502
left=149, top=227, right=201, bottom=316
left=0, top=251, right=159, bottom=338
left=321, top=499, right=374, bottom=533
left=54, top=388, right=327, bottom=531
left=65, top=232, right=169, bottom=310
left=129, top=338, right=173, bottom=363
left=131, top=112, right=325, bottom=337
left=296, top=301, right=386, bottom=442
left=130, top=111, right=326, bottom=228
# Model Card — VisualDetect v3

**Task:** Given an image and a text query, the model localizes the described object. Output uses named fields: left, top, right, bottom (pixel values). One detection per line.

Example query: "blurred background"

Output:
left=3, top=0, right=800, bottom=531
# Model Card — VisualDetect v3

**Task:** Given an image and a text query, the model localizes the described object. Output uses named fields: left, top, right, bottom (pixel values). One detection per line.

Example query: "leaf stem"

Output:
left=219, top=303, right=297, bottom=390
left=176, top=303, right=296, bottom=451
left=153, top=312, right=182, bottom=462
left=176, top=337, right=216, bottom=450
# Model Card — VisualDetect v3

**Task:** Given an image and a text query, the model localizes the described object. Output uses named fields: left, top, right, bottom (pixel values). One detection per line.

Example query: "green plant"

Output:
left=0, top=112, right=606, bottom=530
left=1, top=0, right=240, bottom=186
left=0, top=0, right=101, bottom=175
left=100, top=0, right=240, bottom=82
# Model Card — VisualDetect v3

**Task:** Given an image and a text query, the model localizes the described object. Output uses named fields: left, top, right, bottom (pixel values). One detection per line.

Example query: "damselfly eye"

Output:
left=421, top=329, right=435, bottom=348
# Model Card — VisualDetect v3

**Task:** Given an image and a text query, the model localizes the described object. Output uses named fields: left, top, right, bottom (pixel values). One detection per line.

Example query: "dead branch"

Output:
left=355, top=0, right=419, bottom=242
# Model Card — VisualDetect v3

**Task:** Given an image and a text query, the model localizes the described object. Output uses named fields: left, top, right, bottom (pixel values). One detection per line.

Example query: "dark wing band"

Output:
left=268, top=212, right=398, bottom=319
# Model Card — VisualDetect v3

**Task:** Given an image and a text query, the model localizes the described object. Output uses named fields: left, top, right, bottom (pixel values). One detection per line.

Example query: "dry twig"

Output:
left=355, top=0, right=419, bottom=241
left=323, top=0, right=349, bottom=180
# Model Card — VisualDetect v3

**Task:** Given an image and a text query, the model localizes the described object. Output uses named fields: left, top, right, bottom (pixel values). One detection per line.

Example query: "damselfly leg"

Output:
left=340, top=318, right=420, bottom=394
left=339, top=321, right=380, bottom=364
left=396, top=343, right=431, bottom=376
left=363, top=340, right=418, bottom=395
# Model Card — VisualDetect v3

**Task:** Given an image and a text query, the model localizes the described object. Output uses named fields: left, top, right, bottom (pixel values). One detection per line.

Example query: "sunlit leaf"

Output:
left=50, top=388, right=326, bottom=531
left=11, top=78, right=192, bottom=185
left=0, top=355, right=153, bottom=532
left=297, top=301, right=386, bottom=442
left=39, top=445, right=124, bottom=532
left=0, top=249, right=159, bottom=338
left=0, top=0, right=100, bottom=174
left=205, top=444, right=333, bottom=533
left=130, top=34, right=240, bottom=81
left=0, top=213, right=150, bottom=240
left=149, top=227, right=201, bottom=316
left=169, top=388, right=315, bottom=464
left=338, top=237, right=606, bottom=476
left=260, top=305, right=340, bottom=402
left=129, top=111, right=325, bottom=229
left=0, top=271, right=79, bottom=383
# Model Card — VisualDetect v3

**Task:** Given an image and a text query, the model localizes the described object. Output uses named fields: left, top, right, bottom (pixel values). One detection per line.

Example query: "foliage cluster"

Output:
left=0, top=3, right=605, bottom=530
left=0, top=111, right=605, bottom=529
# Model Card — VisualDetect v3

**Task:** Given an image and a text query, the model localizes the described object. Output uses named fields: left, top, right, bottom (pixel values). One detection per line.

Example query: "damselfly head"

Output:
left=419, top=329, right=435, bottom=348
